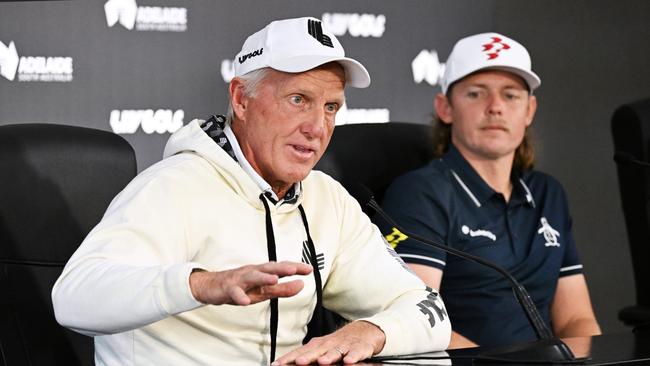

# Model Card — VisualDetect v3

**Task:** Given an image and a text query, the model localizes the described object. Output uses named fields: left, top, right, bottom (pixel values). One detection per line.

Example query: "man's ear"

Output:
left=525, top=94, right=537, bottom=127
left=229, top=78, right=248, bottom=121
left=434, top=93, right=453, bottom=125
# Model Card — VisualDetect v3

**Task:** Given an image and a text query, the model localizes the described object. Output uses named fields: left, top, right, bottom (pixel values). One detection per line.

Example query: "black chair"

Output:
left=611, top=98, right=650, bottom=327
left=316, top=122, right=435, bottom=215
left=0, top=124, right=137, bottom=365
left=312, top=122, right=435, bottom=334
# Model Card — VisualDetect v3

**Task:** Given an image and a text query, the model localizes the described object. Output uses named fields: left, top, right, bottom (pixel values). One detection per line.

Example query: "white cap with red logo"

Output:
left=440, top=32, right=541, bottom=94
left=234, top=17, right=370, bottom=88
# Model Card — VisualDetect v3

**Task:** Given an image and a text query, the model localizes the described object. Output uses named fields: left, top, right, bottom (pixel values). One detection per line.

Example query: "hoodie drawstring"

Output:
left=298, top=205, right=324, bottom=341
left=260, top=194, right=279, bottom=362
left=259, top=194, right=324, bottom=363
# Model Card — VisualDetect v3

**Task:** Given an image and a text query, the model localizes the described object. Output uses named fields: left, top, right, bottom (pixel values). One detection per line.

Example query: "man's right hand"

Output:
left=189, top=261, right=313, bottom=306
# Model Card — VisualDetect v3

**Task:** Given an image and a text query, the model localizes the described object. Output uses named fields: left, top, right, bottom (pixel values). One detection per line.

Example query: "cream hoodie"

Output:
left=52, top=120, right=450, bottom=365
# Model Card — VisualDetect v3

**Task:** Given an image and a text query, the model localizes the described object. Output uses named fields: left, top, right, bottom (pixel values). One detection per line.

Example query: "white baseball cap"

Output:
left=234, top=17, right=371, bottom=88
left=440, top=32, right=541, bottom=94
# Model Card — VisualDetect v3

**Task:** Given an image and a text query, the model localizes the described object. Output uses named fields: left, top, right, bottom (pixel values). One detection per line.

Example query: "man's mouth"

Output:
left=290, top=144, right=316, bottom=158
left=482, top=125, right=508, bottom=131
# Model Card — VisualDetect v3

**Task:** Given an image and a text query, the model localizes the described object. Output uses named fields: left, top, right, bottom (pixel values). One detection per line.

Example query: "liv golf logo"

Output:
left=110, top=109, right=185, bottom=134
left=412, top=49, right=445, bottom=87
left=0, top=40, right=73, bottom=82
left=321, top=13, right=386, bottom=38
left=104, top=0, right=187, bottom=32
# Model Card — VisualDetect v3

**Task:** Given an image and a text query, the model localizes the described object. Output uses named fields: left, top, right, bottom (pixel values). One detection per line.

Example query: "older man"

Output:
left=52, top=17, right=450, bottom=365
left=377, top=33, right=600, bottom=349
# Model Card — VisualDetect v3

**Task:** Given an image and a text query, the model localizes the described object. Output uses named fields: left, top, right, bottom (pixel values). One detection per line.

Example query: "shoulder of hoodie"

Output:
left=304, top=169, right=356, bottom=205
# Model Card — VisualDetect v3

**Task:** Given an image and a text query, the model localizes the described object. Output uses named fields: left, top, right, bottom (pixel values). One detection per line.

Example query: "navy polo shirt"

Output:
left=374, top=144, right=583, bottom=348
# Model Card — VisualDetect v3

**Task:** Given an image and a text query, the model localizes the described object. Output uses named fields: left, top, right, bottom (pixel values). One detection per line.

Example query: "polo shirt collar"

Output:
left=510, top=170, right=536, bottom=208
left=442, top=143, right=535, bottom=208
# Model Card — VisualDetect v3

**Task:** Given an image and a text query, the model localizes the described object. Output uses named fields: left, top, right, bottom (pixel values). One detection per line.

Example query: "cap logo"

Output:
left=238, top=48, right=263, bottom=64
left=307, top=19, right=333, bottom=48
left=481, top=37, right=510, bottom=60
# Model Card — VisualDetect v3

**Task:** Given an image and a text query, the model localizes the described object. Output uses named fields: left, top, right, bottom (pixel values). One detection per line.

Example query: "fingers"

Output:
left=273, top=337, right=373, bottom=365
left=190, top=261, right=312, bottom=306
left=273, top=321, right=385, bottom=365
left=257, top=261, right=313, bottom=277
left=309, top=341, right=372, bottom=365
left=313, top=346, right=351, bottom=365
left=338, top=345, right=370, bottom=364
left=229, top=278, right=304, bottom=305
left=274, top=342, right=371, bottom=365
left=241, top=269, right=280, bottom=288
left=248, top=279, right=305, bottom=303
left=225, top=283, right=251, bottom=305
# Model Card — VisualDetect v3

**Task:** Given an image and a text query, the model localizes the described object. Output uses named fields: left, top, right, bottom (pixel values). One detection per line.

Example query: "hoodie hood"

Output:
left=163, top=119, right=303, bottom=212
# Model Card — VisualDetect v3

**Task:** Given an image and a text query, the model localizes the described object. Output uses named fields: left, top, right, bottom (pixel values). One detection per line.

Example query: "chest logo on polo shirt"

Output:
left=461, top=225, right=496, bottom=241
left=537, top=217, right=561, bottom=247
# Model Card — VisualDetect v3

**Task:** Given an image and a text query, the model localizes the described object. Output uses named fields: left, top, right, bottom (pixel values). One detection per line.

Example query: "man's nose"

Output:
left=486, top=94, right=505, bottom=115
left=301, top=107, right=327, bottom=139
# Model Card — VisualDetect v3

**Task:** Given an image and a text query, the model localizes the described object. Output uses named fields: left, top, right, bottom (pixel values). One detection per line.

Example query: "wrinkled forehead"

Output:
left=262, top=63, right=347, bottom=94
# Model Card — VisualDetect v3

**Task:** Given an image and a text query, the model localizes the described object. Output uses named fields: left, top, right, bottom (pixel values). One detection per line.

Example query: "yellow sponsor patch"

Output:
left=385, top=227, right=408, bottom=248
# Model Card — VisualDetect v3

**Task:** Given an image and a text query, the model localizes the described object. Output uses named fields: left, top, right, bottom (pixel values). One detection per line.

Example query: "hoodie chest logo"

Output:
left=461, top=225, right=496, bottom=242
left=301, top=241, right=324, bottom=270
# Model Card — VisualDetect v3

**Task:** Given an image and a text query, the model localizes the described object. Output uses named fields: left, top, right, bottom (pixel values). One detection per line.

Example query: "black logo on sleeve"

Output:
left=307, top=19, right=333, bottom=48
left=417, top=287, right=447, bottom=328
left=238, top=48, right=263, bottom=64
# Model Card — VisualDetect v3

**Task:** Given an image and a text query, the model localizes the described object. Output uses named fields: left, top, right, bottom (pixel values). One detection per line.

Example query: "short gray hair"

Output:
left=226, top=68, right=271, bottom=124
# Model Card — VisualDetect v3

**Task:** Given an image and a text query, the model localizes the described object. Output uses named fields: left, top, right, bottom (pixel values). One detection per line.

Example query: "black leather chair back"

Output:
left=311, top=122, right=434, bottom=334
left=0, top=124, right=137, bottom=365
left=611, top=98, right=650, bottom=326
left=316, top=122, right=435, bottom=214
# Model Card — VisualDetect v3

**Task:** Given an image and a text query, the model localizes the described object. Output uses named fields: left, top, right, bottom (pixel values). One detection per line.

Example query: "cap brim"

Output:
left=270, top=55, right=371, bottom=88
left=448, top=65, right=541, bottom=93
left=480, top=66, right=541, bottom=91
left=493, top=66, right=541, bottom=91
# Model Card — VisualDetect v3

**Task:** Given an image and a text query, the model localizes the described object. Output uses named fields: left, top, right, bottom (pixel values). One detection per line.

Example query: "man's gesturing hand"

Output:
left=273, top=320, right=386, bottom=365
left=189, top=261, right=312, bottom=305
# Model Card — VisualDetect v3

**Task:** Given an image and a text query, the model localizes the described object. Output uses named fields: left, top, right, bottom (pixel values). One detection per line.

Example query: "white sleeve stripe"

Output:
left=399, top=254, right=446, bottom=267
left=560, top=264, right=583, bottom=272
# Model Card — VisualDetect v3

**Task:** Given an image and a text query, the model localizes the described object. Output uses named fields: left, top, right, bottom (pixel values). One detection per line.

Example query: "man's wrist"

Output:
left=353, top=320, right=386, bottom=354
left=189, top=268, right=208, bottom=303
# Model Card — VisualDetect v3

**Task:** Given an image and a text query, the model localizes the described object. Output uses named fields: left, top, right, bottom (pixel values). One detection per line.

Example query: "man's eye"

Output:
left=325, top=103, right=338, bottom=112
left=467, top=91, right=479, bottom=98
left=290, top=95, right=303, bottom=104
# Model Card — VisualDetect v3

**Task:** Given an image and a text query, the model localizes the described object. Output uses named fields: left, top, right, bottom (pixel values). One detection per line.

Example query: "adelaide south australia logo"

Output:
left=104, top=0, right=187, bottom=32
left=0, top=40, right=73, bottom=82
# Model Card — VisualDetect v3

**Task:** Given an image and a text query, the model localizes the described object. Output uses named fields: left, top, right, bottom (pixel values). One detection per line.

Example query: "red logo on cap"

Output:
left=482, top=37, right=510, bottom=60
